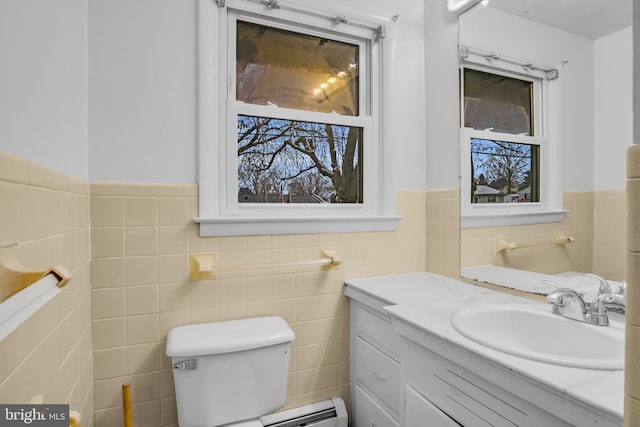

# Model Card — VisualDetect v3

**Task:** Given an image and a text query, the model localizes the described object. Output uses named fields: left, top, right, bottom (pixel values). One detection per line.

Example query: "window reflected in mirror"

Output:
left=464, top=68, right=533, bottom=135
left=470, top=138, right=539, bottom=204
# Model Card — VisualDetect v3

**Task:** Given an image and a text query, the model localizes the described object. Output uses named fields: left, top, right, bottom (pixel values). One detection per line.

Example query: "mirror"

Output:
left=458, top=0, right=632, bottom=293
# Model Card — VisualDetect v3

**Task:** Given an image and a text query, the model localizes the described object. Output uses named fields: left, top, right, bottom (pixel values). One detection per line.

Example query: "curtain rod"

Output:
left=216, top=0, right=390, bottom=42
left=460, top=45, right=560, bottom=81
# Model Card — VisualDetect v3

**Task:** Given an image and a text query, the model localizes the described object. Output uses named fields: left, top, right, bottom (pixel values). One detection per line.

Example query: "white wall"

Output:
left=424, top=1, right=460, bottom=190
left=88, top=0, right=197, bottom=184
left=459, top=7, right=596, bottom=192
left=594, top=26, right=633, bottom=190
left=88, top=0, right=427, bottom=189
left=0, top=0, right=88, bottom=179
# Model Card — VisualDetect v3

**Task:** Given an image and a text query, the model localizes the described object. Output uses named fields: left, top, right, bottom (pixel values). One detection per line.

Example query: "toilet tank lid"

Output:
left=166, top=316, right=294, bottom=357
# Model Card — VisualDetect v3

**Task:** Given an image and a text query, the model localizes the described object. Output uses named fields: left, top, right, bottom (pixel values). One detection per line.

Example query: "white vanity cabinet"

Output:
left=402, top=338, right=572, bottom=427
left=349, top=304, right=568, bottom=427
left=345, top=273, right=623, bottom=427
left=349, top=301, right=402, bottom=427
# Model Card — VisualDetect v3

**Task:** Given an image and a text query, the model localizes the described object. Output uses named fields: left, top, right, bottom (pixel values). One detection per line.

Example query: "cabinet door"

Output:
left=405, top=386, right=461, bottom=426
left=354, top=385, right=399, bottom=427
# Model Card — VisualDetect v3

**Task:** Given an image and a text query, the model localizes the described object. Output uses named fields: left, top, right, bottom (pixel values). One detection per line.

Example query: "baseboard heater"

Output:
left=259, top=397, right=348, bottom=427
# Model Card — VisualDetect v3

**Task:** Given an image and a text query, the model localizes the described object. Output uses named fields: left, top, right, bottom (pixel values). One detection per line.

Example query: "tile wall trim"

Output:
left=0, top=151, right=89, bottom=195
left=91, top=182, right=197, bottom=197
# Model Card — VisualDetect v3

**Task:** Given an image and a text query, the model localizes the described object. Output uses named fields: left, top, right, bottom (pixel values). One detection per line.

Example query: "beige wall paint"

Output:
left=89, top=183, right=426, bottom=427
left=0, top=152, right=93, bottom=423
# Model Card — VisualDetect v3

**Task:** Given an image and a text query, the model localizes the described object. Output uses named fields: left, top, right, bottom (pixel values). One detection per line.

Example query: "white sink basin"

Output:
left=451, top=304, right=624, bottom=370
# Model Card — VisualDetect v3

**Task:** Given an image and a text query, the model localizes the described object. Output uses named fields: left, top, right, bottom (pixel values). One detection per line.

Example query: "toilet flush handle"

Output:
left=173, top=359, right=198, bottom=370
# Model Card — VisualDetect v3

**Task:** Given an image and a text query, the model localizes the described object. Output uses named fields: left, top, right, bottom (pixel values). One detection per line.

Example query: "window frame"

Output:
left=196, top=0, right=399, bottom=236
left=459, top=59, right=566, bottom=228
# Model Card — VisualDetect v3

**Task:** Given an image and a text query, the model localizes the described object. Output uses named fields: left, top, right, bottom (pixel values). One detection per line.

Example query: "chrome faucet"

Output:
left=545, top=277, right=626, bottom=326
left=590, top=293, right=626, bottom=325
left=547, top=288, right=591, bottom=323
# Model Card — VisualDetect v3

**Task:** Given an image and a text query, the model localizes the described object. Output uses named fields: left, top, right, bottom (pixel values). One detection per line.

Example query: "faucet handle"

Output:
left=544, top=282, right=564, bottom=305
left=546, top=288, right=564, bottom=305
left=547, top=288, right=589, bottom=320
left=542, top=280, right=584, bottom=300
left=541, top=279, right=560, bottom=290
left=585, top=273, right=612, bottom=296
left=615, top=280, right=626, bottom=296
left=546, top=287, right=584, bottom=304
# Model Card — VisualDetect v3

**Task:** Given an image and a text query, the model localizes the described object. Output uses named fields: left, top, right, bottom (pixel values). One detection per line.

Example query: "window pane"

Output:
left=237, top=115, right=363, bottom=204
left=470, top=138, right=539, bottom=204
left=236, top=21, right=359, bottom=116
left=464, top=69, right=533, bottom=135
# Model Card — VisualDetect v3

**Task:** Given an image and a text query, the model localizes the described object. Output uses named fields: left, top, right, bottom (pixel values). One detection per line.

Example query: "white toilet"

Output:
left=166, top=316, right=295, bottom=427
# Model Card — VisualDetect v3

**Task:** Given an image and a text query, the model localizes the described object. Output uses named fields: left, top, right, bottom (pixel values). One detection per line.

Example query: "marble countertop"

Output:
left=344, top=272, right=624, bottom=424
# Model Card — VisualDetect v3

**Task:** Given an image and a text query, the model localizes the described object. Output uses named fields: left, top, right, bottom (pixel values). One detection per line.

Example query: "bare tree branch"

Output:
left=285, top=137, right=333, bottom=177
left=279, top=164, right=318, bottom=180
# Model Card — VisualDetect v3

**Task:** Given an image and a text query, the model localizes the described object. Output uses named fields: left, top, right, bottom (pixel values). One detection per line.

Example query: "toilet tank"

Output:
left=166, top=317, right=294, bottom=427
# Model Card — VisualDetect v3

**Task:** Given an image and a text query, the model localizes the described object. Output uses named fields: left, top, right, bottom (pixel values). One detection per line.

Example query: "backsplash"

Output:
left=0, top=152, right=93, bottom=423
left=89, top=183, right=427, bottom=427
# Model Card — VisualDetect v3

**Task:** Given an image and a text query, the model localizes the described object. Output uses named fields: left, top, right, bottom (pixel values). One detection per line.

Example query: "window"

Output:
left=470, top=137, right=539, bottom=204
left=237, top=116, right=363, bottom=204
left=459, top=48, right=565, bottom=228
left=196, top=0, right=398, bottom=236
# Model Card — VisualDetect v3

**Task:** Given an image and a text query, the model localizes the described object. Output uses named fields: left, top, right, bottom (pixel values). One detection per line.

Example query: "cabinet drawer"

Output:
left=353, top=304, right=402, bottom=361
left=354, top=384, right=399, bottom=427
left=405, top=385, right=461, bottom=426
left=355, top=337, right=401, bottom=416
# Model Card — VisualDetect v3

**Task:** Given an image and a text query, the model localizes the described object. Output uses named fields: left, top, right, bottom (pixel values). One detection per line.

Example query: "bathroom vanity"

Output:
left=345, top=272, right=624, bottom=427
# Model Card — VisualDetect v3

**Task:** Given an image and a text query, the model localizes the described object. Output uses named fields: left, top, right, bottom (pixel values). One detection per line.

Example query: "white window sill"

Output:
left=195, top=215, right=401, bottom=237
left=461, top=210, right=568, bottom=229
